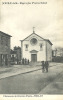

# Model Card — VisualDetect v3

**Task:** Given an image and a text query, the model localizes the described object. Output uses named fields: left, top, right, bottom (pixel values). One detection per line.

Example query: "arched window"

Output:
left=40, top=44, right=43, bottom=50
left=25, top=44, right=28, bottom=51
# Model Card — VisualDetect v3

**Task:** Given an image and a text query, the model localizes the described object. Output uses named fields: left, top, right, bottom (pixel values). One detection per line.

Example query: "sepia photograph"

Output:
left=0, top=0, right=63, bottom=99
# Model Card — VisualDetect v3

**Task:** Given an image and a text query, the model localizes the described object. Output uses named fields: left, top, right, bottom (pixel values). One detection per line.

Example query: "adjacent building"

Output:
left=52, top=48, right=63, bottom=57
left=0, top=31, right=12, bottom=66
left=10, top=46, right=21, bottom=64
left=20, top=31, right=52, bottom=62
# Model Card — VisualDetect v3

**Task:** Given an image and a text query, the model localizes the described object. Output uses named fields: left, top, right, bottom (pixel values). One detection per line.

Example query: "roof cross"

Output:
left=33, top=27, right=35, bottom=33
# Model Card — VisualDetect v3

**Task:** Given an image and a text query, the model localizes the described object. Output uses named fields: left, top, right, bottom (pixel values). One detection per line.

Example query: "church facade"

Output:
left=21, top=32, right=52, bottom=62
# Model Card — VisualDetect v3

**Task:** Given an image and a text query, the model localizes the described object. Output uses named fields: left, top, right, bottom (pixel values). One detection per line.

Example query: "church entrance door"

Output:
left=31, top=54, right=37, bottom=62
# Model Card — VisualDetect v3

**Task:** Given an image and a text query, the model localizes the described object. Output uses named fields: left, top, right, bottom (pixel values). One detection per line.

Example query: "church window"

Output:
left=25, top=44, right=28, bottom=51
left=30, top=38, right=37, bottom=45
left=40, top=44, right=43, bottom=50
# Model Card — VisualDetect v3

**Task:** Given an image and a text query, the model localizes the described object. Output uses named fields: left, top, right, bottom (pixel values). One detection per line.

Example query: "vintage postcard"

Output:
left=0, top=0, right=63, bottom=100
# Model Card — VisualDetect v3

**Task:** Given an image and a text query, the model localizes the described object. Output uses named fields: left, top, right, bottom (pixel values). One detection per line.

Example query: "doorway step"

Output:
left=29, top=61, right=41, bottom=67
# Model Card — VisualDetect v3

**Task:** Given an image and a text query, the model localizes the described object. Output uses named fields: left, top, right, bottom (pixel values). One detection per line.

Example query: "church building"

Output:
left=20, top=30, right=52, bottom=62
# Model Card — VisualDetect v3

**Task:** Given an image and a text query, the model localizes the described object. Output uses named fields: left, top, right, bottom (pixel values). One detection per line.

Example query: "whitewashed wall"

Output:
left=46, top=42, right=52, bottom=61
left=21, top=33, right=52, bottom=62
left=22, top=40, right=46, bottom=61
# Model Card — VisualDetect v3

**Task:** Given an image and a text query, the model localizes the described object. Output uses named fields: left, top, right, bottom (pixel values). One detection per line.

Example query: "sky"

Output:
left=0, top=0, right=63, bottom=49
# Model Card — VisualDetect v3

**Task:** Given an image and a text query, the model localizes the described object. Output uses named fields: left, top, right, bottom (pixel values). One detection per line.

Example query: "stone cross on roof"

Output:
left=33, top=27, right=35, bottom=33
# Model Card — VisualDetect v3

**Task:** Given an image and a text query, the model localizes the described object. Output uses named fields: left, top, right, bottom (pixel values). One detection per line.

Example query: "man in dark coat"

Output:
left=45, top=61, right=49, bottom=72
left=22, top=58, right=24, bottom=65
left=25, top=58, right=26, bottom=65
left=41, top=61, right=45, bottom=72
left=28, top=59, right=29, bottom=64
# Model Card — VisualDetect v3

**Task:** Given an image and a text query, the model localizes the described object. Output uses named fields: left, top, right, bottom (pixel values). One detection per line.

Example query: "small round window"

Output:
left=30, top=38, right=37, bottom=45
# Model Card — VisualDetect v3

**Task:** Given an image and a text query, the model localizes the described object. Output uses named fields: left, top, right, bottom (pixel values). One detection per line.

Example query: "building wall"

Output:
left=0, top=33, right=10, bottom=54
left=10, top=47, right=21, bottom=64
left=16, top=48, right=21, bottom=61
left=0, top=32, right=11, bottom=66
left=22, top=40, right=46, bottom=61
left=25, top=33, right=44, bottom=41
left=21, top=33, right=52, bottom=62
left=52, top=48, right=63, bottom=57
left=56, top=48, right=63, bottom=57
left=46, top=41, right=52, bottom=61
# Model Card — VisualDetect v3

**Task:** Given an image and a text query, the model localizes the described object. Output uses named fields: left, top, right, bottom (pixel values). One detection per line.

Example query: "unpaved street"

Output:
left=0, top=63, right=63, bottom=94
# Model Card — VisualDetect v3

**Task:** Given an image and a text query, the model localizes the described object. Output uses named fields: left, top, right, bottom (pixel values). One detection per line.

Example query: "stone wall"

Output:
left=0, top=31, right=11, bottom=66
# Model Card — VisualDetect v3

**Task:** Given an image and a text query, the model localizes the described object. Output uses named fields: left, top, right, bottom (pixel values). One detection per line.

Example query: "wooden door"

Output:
left=31, top=54, right=37, bottom=62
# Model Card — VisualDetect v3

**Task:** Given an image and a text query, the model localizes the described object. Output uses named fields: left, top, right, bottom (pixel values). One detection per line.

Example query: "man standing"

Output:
left=41, top=61, right=45, bottom=72
left=45, top=61, right=49, bottom=72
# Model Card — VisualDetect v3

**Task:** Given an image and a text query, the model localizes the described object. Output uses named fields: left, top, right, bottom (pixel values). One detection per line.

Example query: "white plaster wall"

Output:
left=46, top=42, right=52, bottom=61
left=22, top=39, right=46, bottom=61
left=38, top=41, right=46, bottom=61
left=25, top=33, right=44, bottom=41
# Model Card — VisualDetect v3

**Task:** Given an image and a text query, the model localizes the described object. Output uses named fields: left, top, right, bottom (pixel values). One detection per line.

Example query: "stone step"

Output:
left=29, top=61, right=41, bottom=66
